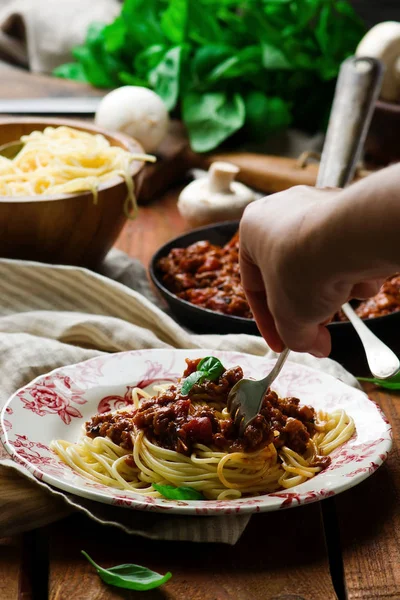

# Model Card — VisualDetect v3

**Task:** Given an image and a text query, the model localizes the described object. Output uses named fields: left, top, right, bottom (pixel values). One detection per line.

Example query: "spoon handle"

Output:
left=341, top=304, right=400, bottom=379
left=316, top=56, right=399, bottom=378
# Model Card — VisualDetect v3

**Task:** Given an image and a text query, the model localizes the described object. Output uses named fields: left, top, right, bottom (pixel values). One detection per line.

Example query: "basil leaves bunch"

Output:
left=54, top=0, right=365, bottom=152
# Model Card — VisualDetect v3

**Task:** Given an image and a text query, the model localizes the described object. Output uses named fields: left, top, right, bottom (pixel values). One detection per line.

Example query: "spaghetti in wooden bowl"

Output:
left=0, top=117, right=146, bottom=268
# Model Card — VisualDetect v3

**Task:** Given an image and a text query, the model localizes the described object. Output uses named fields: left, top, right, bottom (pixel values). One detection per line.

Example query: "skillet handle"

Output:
left=316, top=56, right=384, bottom=189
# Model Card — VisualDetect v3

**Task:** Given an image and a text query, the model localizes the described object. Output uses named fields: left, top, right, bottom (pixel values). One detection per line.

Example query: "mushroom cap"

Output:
left=95, top=86, right=170, bottom=152
left=177, top=177, right=255, bottom=228
left=356, top=22, right=400, bottom=102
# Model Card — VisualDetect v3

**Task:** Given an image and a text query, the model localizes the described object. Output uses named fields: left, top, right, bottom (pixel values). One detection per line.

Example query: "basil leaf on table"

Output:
left=152, top=483, right=206, bottom=500
left=81, top=551, right=172, bottom=591
left=358, top=373, right=400, bottom=391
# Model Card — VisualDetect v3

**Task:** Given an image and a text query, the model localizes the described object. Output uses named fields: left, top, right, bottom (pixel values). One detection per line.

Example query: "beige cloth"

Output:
left=0, top=0, right=120, bottom=72
left=0, top=251, right=360, bottom=544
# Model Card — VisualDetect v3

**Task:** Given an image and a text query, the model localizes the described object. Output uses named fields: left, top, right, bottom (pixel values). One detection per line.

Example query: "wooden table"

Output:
left=1, top=64, right=400, bottom=600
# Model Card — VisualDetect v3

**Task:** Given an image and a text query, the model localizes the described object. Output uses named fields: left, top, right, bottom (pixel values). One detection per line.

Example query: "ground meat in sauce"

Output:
left=158, top=232, right=400, bottom=322
left=86, top=412, right=135, bottom=450
left=85, top=358, right=329, bottom=468
left=335, top=274, right=400, bottom=321
left=157, top=233, right=252, bottom=319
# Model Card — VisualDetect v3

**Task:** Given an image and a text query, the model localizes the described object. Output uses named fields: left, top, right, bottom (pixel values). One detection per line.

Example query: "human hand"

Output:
left=239, top=186, right=384, bottom=357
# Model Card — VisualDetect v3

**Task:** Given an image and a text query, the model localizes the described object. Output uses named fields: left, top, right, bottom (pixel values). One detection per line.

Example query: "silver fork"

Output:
left=227, top=348, right=290, bottom=435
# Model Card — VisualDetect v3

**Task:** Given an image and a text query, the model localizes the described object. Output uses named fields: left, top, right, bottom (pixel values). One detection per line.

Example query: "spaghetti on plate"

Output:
left=51, top=358, right=355, bottom=501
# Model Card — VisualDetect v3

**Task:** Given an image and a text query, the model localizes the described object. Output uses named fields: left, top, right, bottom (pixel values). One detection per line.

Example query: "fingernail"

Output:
left=311, top=350, right=325, bottom=358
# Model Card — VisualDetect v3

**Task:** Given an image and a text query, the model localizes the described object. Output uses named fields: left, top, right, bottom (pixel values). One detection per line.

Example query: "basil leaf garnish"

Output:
left=181, top=370, right=205, bottom=395
left=181, top=356, right=226, bottom=395
left=152, top=483, right=205, bottom=500
left=81, top=551, right=171, bottom=591
left=197, top=356, right=225, bottom=380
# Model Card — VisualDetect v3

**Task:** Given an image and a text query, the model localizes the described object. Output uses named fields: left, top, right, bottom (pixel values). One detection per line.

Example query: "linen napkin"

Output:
left=0, top=251, right=360, bottom=544
left=0, top=0, right=120, bottom=72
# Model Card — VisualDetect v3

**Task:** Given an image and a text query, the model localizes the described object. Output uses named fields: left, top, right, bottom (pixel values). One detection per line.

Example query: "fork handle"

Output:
left=316, top=56, right=383, bottom=189
left=261, top=348, right=291, bottom=389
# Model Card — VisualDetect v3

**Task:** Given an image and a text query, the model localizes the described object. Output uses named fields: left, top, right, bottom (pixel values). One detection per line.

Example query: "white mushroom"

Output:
left=177, top=161, right=256, bottom=228
left=95, top=86, right=170, bottom=152
left=356, top=21, right=400, bottom=102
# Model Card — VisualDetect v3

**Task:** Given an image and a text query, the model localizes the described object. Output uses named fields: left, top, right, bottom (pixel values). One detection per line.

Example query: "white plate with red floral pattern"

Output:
left=0, top=349, right=392, bottom=515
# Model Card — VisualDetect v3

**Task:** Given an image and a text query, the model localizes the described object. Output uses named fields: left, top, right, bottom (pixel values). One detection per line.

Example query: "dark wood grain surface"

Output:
left=0, top=63, right=399, bottom=600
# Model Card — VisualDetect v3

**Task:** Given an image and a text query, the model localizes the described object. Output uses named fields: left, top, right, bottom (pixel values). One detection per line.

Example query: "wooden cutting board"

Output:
left=138, top=120, right=373, bottom=203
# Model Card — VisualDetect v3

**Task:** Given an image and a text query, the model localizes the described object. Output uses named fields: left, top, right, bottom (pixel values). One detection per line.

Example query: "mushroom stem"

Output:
left=208, top=161, right=240, bottom=194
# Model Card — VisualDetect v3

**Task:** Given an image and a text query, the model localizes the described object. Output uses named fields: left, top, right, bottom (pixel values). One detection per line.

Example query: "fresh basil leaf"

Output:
left=134, top=44, right=167, bottom=76
left=53, top=63, right=88, bottom=83
left=245, top=92, right=292, bottom=139
left=197, top=357, right=225, bottom=380
left=72, top=23, right=119, bottom=88
left=81, top=551, right=172, bottom=591
left=358, top=374, right=400, bottom=390
left=149, top=46, right=182, bottom=111
left=187, top=2, right=225, bottom=45
left=161, top=0, right=189, bottom=44
left=73, top=46, right=115, bottom=88
left=181, top=371, right=205, bottom=395
left=191, top=45, right=233, bottom=83
left=262, top=43, right=292, bottom=71
left=152, top=484, right=205, bottom=500
left=207, top=46, right=262, bottom=82
left=103, top=17, right=126, bottom=54
left=183, top=92, right=245, bottom=152
left=118, top=72, right=149, bottom=86
left=121, top=0, right=165, bottom=48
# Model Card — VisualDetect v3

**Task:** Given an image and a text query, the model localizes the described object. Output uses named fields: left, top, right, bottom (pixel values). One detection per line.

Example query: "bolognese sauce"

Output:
left=157, top=232, right=400, bottom=322
left=86, top=358, right=324, bottom=464
left=157, top=232, right=251, bottom=318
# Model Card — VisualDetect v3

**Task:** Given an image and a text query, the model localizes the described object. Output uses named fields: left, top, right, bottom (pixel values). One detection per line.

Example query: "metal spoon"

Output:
left=317, top=56, right=399, bottom=379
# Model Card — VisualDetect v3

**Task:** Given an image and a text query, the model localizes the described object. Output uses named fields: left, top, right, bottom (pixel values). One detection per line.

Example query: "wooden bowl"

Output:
left=0, top=117, right=145, bottom=267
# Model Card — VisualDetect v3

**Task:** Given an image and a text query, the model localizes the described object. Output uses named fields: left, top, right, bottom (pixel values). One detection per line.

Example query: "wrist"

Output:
left=302, top=177, right=400, bottom=284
